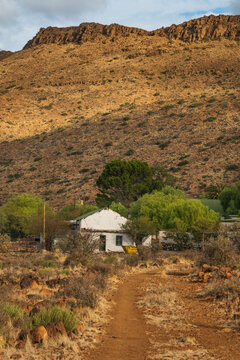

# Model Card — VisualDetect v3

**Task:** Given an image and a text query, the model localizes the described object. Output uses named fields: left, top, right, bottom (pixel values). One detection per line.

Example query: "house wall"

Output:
left=80, top=209, right=127, bottom=231
left=96, top=232, right=133, bottom=252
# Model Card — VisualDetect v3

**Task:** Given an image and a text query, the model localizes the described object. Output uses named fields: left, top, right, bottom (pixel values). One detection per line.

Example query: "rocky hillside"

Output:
left=24, top=15, right=240, bottom=49
left=0, top=15, right=239, bottom=207
left=0, top=50, right=13, bottom=61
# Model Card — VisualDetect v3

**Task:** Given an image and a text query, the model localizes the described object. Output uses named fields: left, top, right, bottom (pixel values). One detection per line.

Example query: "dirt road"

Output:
left=86, top=274, right=149, bottom=360
left=85, top=270, right=240, bottom=360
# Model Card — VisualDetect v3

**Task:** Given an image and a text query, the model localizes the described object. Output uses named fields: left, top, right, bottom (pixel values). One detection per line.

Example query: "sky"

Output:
left=0, top=0, right=239, bottom=51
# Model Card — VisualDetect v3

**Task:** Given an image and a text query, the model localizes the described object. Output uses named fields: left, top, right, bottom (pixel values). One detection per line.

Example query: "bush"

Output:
left=64, top=274, right=106, bottom=308
left=0, top=234, right=10, bottom=252
left=124, top=254, right=139, bottom=267
left=104, top=255, right=118, bottom=264
left=201, top=235, right=238, bottom=267
left=1, top=302, right=24, bottom=321
left=38, top=268, right=56, bottom=279
left=30, top=306, right=77, bottom=334
left=58, top=232, right=97, bottom=257
left=89, top=262, right=112, bottom=275
left=41, top=260, right=57, bottom=268
left=199, top=278, right=240, bottom=300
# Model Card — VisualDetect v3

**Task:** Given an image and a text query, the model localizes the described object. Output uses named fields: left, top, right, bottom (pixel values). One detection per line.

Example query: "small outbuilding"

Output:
left=71, top=208, right=134, bottom=252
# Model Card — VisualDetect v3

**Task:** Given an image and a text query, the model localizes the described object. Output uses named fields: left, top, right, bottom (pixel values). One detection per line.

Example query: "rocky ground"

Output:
left=0, top=247, right=239, bottom=360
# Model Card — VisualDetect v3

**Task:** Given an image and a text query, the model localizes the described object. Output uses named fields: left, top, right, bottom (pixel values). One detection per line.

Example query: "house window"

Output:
left=99, top=235, right=106, bottom=251
left=116, top=235, right=123, bottom=246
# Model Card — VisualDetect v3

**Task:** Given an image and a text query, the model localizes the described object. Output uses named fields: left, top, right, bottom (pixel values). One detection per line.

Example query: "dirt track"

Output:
left=85, top=270, right=240, bottom=360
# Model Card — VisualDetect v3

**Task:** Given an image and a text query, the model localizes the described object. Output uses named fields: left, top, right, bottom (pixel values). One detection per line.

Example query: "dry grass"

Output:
left=198, top=277, right=240, bottom=300
left=139, top=286, right=177, bottom=307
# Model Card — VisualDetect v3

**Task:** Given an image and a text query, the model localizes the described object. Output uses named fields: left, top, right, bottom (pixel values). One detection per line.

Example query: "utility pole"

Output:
left=73, top=197, right=76, bottom=219
left=43, top=202, right=46, bottom=250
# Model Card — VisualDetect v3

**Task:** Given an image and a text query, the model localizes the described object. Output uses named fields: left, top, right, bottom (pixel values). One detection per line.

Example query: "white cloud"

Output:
left=230, top=0, right=240, bottom=14
left=24, top=0, right=107, bottom=18
left=0, top=0, right=19, bottom=25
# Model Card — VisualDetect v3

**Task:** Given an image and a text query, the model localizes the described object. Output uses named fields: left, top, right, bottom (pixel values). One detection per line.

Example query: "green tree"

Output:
left=0, top=194, right=48, bottom=236
left=122, top=217, right=156, bottom=247
left=219, top=183, right=240, bottom=216
left=57, top=203, right=98, bottom=220
left=109, top=202, right=129, bottom=218
left=96, top=159, right=162, bottom=207
left=130, top=188, right=219, bottom=233
left=203, top=183, right=225, bottom=199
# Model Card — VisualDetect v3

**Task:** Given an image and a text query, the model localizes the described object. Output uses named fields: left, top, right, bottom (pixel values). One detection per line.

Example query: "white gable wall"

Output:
left=80, top=209, right=127, bottom=231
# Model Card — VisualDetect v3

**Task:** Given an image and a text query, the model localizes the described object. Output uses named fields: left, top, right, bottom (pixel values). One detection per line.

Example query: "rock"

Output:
left=226, top=272, right=232, bottom=279
left=17, top=329, right=30, bottom=341
left=202, top=264, right=213, bottom=272
left=16, top=340, right=26, bottom=349
left=203, top=273, right=212, bottom=283
left=31, top=326, right=48, bottom=343
left=220, top=266, right=231, bottom=273
left=30, top=280, right=38, bottom=289
left=46, top=321, right=67, bottom=338
left=40, top=288, right=53, bottom=296
left=20, top=275, right=39, bottom=289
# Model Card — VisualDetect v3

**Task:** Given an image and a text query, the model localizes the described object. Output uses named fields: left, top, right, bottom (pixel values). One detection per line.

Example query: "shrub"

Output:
left=125, top=149, right=134, bottom=156
left=124, top=254, right=139, bottom=267
left=104, top=255, right=118, bottom=264
left=0, top=234, right=10, bottom=252
left=41, top=260, right=56, bottom=268
left=1, top=302, right=24, bottom=321
left=201, top=235, right=238, bottom=267
left=199, top=278, right=240, bottom=300
left=30, top=306, right=77, bottom=334
left=38, top=268, right=56, bottom=279
left=89, top=262, right=112, bottom=275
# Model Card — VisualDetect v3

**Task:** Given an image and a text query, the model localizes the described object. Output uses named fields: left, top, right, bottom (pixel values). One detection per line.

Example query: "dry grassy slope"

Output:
left=0, top=17, right=239, bottom=207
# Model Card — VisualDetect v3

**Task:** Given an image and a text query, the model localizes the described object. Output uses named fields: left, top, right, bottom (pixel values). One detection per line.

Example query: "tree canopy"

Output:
left=0, top=194, right=48, bottom=236
left=96, top=159, right=176, bottom=207
left=122, top=216, right=156, bottom=246
left=57, top=203, right=98, bottom=220
left=130, top=188, right=219, bottom=233
left=219, top=182, right=240, bottom=217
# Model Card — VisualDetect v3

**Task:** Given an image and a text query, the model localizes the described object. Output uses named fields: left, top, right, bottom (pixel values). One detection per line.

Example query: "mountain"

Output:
left=0, top=15, right=239, bottom=207
left=0, top=51, right=13, bottom=61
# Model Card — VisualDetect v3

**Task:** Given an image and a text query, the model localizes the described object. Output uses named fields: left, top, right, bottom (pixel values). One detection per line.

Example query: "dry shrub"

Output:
left=139, top=286, right=176, bottom=307
left=64, top=274, right=106, bottom=309
left=200, top=235, right=238, bottom=267
left=89, top=262, right=112, bottom=275
left=199, top=277, right=240, bottom=300
left=124, top=254, right=139, bottom=267
left=137, top=245, right=152, bottom=261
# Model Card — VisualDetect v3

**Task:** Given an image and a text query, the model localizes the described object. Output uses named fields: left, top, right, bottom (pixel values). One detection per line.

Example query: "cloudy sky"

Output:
left=0, top=0, right=239, bottom=51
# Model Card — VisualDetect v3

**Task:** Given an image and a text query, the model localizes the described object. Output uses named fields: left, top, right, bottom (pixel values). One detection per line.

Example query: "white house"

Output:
left=72, top=208, right=134, bottom=252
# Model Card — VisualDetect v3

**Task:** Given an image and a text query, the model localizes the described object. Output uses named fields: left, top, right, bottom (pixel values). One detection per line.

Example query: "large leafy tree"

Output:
left=130, top=188, right=219, bottom=233
left=219, top=183, right=240, bottom=216
left=0, top=194, right=47, bottom=236
left=96, top=159, right=162, bottom=207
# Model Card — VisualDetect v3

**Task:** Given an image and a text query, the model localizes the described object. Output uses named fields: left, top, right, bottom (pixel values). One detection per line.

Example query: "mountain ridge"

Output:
left=23, top=15, right=240, bottom=50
